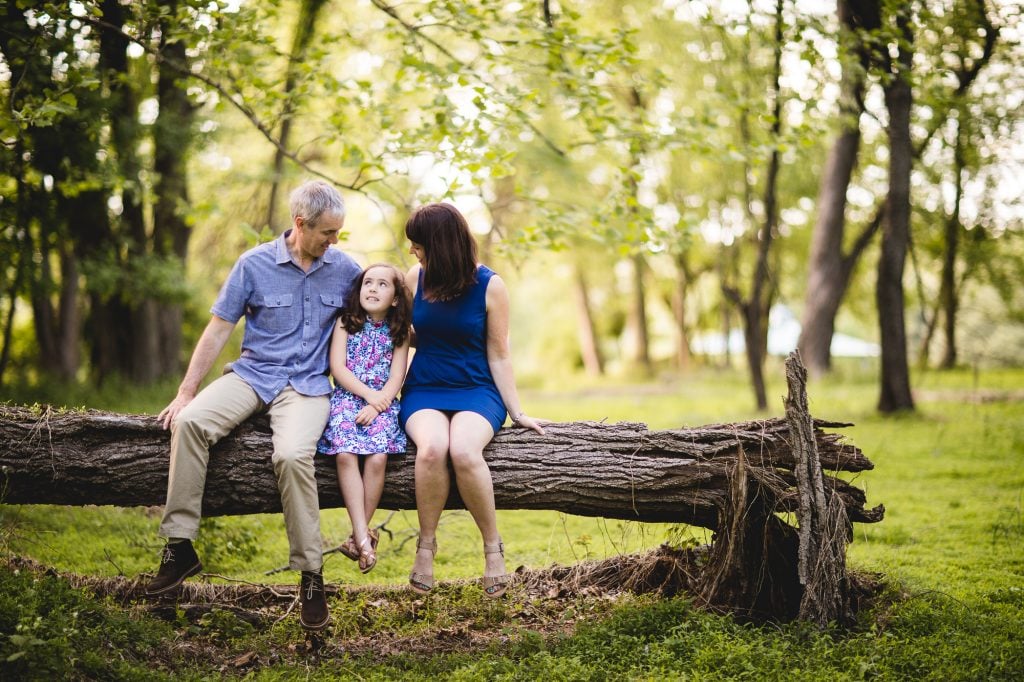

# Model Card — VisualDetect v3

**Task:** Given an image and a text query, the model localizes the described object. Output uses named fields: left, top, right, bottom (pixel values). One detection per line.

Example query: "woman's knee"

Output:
left=449, top=446, right=485, bottom=474
left=413, top=441, right=450, bottom=468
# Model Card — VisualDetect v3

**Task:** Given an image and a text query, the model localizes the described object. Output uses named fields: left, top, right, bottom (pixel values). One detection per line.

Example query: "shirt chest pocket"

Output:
left=258, top=293, right=297, bottom=332
left=319, top=293, right=344, bottom=330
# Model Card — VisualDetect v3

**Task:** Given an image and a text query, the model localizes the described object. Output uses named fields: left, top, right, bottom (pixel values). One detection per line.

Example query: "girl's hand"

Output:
left=511, top=413, right=547, bottom=435
left=364, top=389, right=391, bottom=413
left=355, top=405, right=380, bottom=426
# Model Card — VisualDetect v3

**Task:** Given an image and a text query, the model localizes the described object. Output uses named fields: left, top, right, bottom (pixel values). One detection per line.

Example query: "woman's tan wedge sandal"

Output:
left=482, top=540, right=511, bottom=599
left=409, top=537, right=436, bottom=594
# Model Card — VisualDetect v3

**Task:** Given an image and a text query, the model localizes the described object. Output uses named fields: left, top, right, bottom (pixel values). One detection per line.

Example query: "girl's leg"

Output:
left=404, top=410, right=452, bottom=581
left=336, top=453, right=370, bottom=545
left=447, top=412, right=505, bottom=581
left=361, top=453, right=388, bottom=526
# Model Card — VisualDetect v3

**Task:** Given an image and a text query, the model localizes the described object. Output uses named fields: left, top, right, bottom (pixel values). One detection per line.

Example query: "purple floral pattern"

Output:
left=317, top=319, right=407, bottom=455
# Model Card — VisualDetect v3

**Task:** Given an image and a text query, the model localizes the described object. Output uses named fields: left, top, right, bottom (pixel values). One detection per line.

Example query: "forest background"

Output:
left=1, top=0, right=1023, bottom=679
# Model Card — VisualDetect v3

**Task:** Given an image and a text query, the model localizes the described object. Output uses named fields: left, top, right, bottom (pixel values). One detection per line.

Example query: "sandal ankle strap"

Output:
left=483, top=540, right=505, bottom=556
left=416, top=537, right=437, bottom=554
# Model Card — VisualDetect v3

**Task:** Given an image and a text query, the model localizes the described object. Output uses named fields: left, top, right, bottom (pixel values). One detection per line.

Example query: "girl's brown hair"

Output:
left=339, top=263, right=412, bottom=346
left=405, top=203, right=478, bottom=302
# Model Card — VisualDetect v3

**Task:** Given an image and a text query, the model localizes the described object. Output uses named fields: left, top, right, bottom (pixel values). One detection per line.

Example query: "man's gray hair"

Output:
left=289, top=180, right=346, bottom=227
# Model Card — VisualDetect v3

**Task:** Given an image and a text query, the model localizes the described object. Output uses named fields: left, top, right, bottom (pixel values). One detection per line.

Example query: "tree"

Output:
left=0, top=1, right=216, bottom=385
left=799, top=0, right=1004, bottom=382
left=876, top=0, right=916, bottom=413
left=798, top=0, right=882, bottom=377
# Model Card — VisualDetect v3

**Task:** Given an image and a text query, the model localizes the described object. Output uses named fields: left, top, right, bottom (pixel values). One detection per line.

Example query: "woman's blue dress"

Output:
left=399, top=265, right=506, bottom=434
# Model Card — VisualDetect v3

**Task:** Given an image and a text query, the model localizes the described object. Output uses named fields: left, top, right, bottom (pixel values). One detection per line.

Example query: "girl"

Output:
left=318, top=263, right=412, bottom=573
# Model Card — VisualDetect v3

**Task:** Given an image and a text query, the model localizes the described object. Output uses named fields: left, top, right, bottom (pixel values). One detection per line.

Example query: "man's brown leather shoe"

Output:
left=145, top=540, right=202, bottom=596
left=299, top=569, right=330, bottom=631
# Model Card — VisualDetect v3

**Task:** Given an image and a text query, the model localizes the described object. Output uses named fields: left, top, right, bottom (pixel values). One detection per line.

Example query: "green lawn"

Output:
left=2, top=365, right=1022, bottom=679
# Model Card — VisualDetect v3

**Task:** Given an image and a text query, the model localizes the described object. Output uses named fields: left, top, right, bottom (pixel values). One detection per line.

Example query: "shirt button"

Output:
left=305, top=296, right=309, bottom=301
left=305, top=320, right=309, bottom=325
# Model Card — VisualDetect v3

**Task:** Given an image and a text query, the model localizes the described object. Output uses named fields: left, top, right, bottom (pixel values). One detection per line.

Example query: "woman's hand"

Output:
left=355, top=405, right=380, bottom=426
left=511, top=412, right=546, bottom=435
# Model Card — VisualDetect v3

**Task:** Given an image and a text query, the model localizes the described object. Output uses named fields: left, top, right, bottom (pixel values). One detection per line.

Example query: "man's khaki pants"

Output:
left=158, top=372, right=330, bottom=572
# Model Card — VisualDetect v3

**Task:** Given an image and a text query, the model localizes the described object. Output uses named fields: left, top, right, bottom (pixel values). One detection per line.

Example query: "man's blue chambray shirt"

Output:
left=210, top=230, right=361, bottom=404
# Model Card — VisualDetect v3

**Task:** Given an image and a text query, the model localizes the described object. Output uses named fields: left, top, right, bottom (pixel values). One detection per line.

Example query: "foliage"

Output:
left=0, top=561, right=181, bottom=680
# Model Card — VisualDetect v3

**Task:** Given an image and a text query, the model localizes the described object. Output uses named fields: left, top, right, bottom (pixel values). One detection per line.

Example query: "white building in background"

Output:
left=690, top=304, right=880, bottom=358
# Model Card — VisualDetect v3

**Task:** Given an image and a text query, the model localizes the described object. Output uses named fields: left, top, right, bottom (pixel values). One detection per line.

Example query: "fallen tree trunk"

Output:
left=0, top=404, right=882, bottom=531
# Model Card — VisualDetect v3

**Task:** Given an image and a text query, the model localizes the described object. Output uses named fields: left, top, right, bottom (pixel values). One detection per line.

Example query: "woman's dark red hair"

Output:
left=339, top=263, right=412, bottom=346
left=405, top=203, right=478, bottom=302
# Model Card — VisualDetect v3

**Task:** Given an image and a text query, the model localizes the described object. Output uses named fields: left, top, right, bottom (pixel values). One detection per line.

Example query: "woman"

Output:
left=399, top=202, right=545, bottom=599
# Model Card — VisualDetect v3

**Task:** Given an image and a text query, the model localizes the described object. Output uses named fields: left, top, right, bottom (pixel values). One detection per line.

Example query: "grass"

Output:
left=2, top=365, right=1023, bottom=679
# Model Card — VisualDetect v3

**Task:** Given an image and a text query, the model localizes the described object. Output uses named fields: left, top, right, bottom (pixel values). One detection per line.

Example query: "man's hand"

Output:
left=157, top=391, right=196, bottom=431
left=156, top=316, right=235, bottom=431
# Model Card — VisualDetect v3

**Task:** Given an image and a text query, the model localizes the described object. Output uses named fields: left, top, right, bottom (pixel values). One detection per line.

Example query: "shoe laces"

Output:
left=160, top=544, right=175, bottom=565
left=303, top=572, right=323, bottom=600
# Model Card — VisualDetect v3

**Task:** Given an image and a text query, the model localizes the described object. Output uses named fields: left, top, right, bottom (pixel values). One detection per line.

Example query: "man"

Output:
left=145, top=180, right=361, bottom=632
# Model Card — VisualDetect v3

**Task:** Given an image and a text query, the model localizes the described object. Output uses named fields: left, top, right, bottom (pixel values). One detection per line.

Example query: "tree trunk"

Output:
left=799, top=125, right=861, bottom=377
left=798, top=0, right=880, bottom=377
left=29, top=218, right=59, bottom=371
left=734, top=0, right=783, bottom=412
left=939, top=120, right=964, bottom=370
left=55, top=245, right=81, bottom=381
left=628, top=255, right=652, bottom=375
left=742, top=300, right=769, bottom=412
left=877, top=6, right=915, bottom=413
left=1, top=138, right=31, bottom=387
left=98, top=0, right=148, bottom=262
left=0, top=405, right=882, bottom=529
left=672, top=252, right=693, bottom=371
left=152, top=0, right=196, bottom=380
left=572, top=264, right=604, bottom=376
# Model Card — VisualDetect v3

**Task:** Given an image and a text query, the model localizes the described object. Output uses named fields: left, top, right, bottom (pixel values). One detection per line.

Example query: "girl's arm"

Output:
left=328, top=323, right=382, bottom=406
left=352, top=336, right=409, bottom=425
left=381, top=337, right=410, bottom=402
left=485, top=275, right=545, bottom=434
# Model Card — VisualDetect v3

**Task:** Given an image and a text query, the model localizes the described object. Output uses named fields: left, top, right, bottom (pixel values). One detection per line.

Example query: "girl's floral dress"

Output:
left=317, top=319, right=407, bottom=455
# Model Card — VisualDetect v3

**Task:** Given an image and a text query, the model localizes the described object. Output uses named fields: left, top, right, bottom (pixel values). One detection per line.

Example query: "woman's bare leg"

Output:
left=404, top=410, right=452, bottom=580
left=448, top=412, right=505, bottom=581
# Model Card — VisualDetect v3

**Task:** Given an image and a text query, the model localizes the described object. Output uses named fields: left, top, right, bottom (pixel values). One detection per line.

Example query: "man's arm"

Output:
left=157, top=316, right=236, bottom=430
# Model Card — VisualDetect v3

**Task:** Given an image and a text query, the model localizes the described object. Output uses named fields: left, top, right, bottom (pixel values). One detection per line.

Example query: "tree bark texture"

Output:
left=0, top=405, right=882, bottom=530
